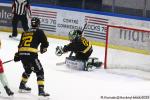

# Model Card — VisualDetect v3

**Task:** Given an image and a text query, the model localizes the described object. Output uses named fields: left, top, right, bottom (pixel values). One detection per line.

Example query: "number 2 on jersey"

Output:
left=21, top=36, right=33, bottom=47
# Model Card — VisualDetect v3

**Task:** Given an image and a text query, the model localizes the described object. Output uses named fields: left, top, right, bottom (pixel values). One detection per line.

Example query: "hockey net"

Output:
left=104, top=25, right=150, bottom=79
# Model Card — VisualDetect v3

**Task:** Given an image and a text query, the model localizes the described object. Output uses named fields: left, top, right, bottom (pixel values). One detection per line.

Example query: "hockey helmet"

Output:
left=31, top=17, right=40, bottom=28
left=68, top=30, right=82, bottom=41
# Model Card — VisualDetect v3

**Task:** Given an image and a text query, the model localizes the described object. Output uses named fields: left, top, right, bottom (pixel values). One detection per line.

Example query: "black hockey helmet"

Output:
left=68, top=30, right=82, bottom=41
left=75, top=30, right=82, bottom=35
left=31, top=17, right=40, bottom=28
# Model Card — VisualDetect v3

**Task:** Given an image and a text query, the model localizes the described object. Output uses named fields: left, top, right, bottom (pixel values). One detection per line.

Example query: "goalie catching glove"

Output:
left=55, top=46, right=64, bottom=56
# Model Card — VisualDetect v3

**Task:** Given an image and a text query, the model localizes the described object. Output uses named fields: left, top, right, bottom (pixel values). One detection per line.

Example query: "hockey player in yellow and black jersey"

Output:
left=14, top=17, right=49, bottom=97
left=56, top=30, right=103, bottom=71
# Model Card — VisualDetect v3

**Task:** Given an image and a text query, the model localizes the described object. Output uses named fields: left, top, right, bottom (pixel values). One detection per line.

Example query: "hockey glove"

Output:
left=55, top=46, right=64, bottom=56
left=40, top=45, right=47, bottom=54
left=14, top=52, right=20, bottom=62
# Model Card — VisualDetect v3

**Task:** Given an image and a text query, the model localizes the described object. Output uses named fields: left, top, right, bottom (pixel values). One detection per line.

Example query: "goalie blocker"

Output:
left=65, top=56, right=103, bottom=71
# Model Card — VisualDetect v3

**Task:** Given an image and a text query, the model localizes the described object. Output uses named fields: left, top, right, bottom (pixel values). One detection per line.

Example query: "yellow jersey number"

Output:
left=81, top=38, right=89, bottom=46
left=21, top=36, right=33, bottom=47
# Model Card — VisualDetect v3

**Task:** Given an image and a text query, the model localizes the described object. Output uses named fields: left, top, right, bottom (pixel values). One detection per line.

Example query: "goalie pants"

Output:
left=20, top=56, right=45, bottom=92
left=75, top=48, right=93, bottom=61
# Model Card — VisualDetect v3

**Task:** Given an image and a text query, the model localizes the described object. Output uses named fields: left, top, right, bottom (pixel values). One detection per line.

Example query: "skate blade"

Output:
left=8, top=94, right=14, bottom=97
left=18, top=89, right=31, bottom=93
left=38, top=96, right=50, bottom=100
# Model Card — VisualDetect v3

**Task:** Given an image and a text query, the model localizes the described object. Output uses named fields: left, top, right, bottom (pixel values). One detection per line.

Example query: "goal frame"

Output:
left=104, top=25, right=150, bottom=69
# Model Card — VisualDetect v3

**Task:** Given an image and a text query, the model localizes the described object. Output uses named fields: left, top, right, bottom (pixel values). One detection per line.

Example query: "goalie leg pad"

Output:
left=65, top=57, right=85, bottom=70
left=65, top=57, right=103, bottom=71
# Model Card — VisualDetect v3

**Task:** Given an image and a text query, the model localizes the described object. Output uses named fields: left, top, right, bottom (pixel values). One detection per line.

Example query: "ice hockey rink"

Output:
left=0, top=31, right=150, bottom=100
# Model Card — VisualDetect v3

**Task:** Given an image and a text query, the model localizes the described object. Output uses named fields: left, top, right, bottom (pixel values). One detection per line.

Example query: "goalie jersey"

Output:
left=63, top=37, right=93, bottom=61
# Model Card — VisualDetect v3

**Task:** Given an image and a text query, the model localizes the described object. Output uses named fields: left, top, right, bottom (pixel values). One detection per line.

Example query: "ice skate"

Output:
left=84, top=65, right=96, bottom=71
left=38, top=86, right=50, bottom=99
left=9, top=35, right=20, bottom=41
left=38, top=91, right=50, bottom=100
left=9, top=35, right=17, bottom=38
left=84, top=61, right=96, bottom=71
left=4, top=86, right=14, bottom=96
left=19, top=84, right=31, bottom=93
left=39, top=91, right=50, bottom=97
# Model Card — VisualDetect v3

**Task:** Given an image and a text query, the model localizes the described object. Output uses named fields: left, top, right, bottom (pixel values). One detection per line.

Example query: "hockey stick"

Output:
left=55, top=52, right=72, bottom=66
left=56, top=62, right=66, bottom=66
left=2, top=59, right=14, bottom=64
left=2, top=50, right=41, bottom=65
left=56, top=51, right=73, bottom=66
left=81, top=19, right=88, bottom=33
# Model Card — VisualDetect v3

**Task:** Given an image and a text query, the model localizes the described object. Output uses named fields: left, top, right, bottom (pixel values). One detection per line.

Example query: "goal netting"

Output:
left=104, top=25, right=150, bottom=79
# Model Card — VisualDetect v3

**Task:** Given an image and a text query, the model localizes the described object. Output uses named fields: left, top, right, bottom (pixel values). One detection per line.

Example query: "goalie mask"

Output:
left=31, top=17, right=40, bottom=28
left=68, top=30, right=82, bottom=42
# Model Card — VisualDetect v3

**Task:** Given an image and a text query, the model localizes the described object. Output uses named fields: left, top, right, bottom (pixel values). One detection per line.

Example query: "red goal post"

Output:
left=104, top=25, right=150, bottom=72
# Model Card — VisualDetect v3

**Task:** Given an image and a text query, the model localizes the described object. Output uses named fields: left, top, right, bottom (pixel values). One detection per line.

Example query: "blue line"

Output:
left=1, top=1, right=150, bottom=21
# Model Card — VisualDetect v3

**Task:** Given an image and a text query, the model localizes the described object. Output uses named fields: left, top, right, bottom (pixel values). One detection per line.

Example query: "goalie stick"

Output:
left=55, top=52, right=73, bottom=66
left=56, top=61, right=66, bottom=66
left=56, top=19, right=89, bottom=66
